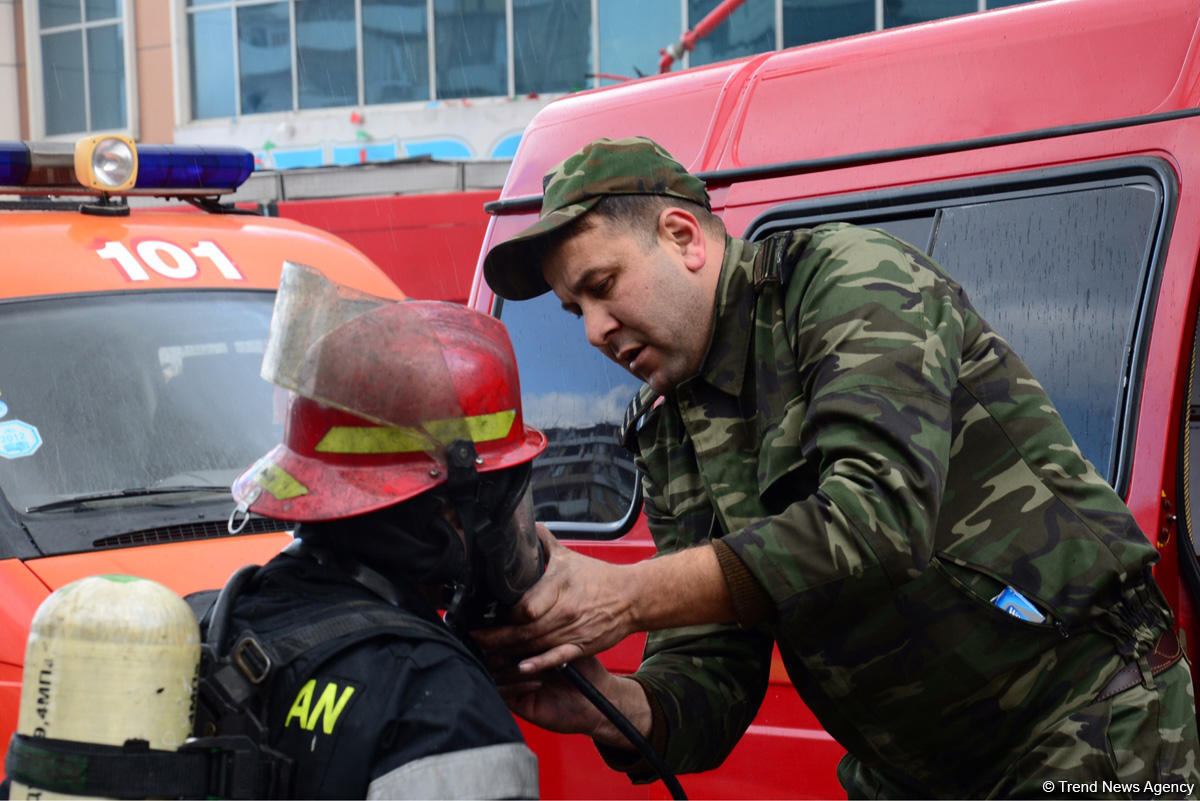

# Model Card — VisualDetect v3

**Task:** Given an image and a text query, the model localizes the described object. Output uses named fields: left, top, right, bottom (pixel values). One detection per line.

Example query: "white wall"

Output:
left=0, top=1, right=20, bottom=139
left=174, top=93, right=555, bottom=169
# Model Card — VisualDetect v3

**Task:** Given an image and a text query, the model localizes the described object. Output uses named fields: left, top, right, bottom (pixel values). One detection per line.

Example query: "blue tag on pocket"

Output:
left=991, top=586, right=1045, bottom=623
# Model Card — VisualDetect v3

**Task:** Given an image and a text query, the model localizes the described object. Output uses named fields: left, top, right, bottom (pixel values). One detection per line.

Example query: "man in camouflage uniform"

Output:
left=476, top=136, right=1200, bottom=798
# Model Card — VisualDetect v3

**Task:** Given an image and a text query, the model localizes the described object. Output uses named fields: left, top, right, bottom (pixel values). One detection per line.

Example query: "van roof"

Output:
left=497, top=0, right=1200, bottom=203
left=0, top=208, right=403, bottom=301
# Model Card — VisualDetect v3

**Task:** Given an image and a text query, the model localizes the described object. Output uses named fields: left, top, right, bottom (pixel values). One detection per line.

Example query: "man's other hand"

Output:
left=495, top=655, right=652, bottom=749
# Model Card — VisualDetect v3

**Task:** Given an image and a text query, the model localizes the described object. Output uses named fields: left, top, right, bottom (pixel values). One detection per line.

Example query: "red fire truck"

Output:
left=0, top=135, right=403, bottom=786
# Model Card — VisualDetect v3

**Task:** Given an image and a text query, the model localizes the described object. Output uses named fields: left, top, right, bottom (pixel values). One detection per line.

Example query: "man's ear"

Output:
left=659, top=207, right=707, bottom=272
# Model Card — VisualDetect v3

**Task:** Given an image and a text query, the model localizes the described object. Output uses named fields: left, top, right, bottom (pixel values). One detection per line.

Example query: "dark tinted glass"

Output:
left=1190, top=335, right=1200, bottom=555
left=238, top=1, right=292, bottom=113
left=884, top=0, right=976, bottom=28
left=514, top=0, right=590, bottom=94
left=297, top=0, right=357, bottom=109
left=39, top=0, right=80, bottom=28
left=783, top=0, right=875, bottom=46
left=688, top=0, right=775, bottom=67
left=929, top=184, right=1157, bottom=477
left=435, top=0, right=506, bottom=99
left=87, top=23, right=125, bottom=130
left=498, top=293, right=641, bottom=535
left=190, top=7, right=236, bottom=118
left=85, top=0, right=119, bottom=21
left=363, top=0, right=430, bottom=103
left=41, top=29, right=85, bottom=135
left=750, top=171, right=1163, bottom=486
left=864, top=215, right=934, bottom=253
left=598, top=0, right=680, bottom=83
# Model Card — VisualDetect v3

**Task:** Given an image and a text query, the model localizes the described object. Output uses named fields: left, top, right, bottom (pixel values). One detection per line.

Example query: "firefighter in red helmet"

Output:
left=217, top=264, right=546, bottom=799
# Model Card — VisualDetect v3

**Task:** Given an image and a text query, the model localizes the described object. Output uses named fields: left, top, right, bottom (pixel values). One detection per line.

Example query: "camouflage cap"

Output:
left=483, top=136, right=710, bottom=300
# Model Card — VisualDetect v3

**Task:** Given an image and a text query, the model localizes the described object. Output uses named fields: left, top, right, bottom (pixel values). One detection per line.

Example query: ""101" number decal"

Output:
left=97, top=240, right=243, bottom=281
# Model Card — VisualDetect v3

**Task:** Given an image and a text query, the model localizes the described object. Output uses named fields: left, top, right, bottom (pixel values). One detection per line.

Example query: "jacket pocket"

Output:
left=933, top=553, right=1066, bottom=634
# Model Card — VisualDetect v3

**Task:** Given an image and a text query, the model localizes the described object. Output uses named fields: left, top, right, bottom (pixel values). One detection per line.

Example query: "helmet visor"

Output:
left=261, top=260, right=392, bottom=398
left=261, top=263, right=480, bottom=459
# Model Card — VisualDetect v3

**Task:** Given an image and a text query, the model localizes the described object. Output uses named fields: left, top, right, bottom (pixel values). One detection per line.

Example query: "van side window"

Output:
left=1183, top=327, right=1200, bottom=577
left=928, top=184, right=1158, bottom=477
left=747, top=161, right=1170, bottom=495
left=1180, top=328, right=1200, bottom=541
left=497, top=293, right=641, bottom=538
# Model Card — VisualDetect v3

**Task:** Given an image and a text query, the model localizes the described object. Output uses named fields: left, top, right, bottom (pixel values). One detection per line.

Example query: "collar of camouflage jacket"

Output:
left=691, top=234, right=759, bottom=396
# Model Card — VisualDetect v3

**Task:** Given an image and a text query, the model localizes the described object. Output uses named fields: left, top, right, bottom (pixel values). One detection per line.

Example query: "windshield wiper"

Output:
left=24, top=485, right=232, bottom=514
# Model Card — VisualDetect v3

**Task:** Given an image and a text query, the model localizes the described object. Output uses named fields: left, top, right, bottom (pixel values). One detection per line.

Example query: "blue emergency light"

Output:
left=0, top=141, right=30, bottom=186
left=0, top=137, right=253, bottom=196
left=136, top=145, right=254, bottom=191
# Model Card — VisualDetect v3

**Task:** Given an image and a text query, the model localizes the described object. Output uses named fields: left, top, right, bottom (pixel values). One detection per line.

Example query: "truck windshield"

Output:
left=0, top=291, right=279, bottom=516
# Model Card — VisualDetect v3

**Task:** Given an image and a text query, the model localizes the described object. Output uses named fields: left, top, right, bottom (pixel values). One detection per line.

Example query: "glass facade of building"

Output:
left=37, top=0, right=127, bottom=134
left=183, top=0, right=1036, bottom=121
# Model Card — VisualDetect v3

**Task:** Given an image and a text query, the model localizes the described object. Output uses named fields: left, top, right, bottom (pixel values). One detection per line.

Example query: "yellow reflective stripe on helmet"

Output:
left=426, top=409, right=516, bottom=445
left=317, top=425, right=433, bottom=454
left=315, top=410, right=516, bottom=454
left=255, top=461, right=309, bottom=500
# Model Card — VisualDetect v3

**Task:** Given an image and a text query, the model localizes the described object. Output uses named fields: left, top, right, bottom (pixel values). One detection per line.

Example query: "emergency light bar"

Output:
left=0, top=136, right=254, bottom=196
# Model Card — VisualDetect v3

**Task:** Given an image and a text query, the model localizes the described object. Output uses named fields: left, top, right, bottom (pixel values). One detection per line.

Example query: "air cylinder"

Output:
left=10, top=574, right=200, bottom=799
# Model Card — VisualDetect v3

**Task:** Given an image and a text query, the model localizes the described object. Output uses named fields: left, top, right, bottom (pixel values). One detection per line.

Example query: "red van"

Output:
left=472, top=0, right=1200, bottom=797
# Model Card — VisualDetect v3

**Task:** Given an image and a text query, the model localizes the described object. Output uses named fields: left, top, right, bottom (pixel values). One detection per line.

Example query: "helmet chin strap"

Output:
left=442, top=439, right=485, bottom=627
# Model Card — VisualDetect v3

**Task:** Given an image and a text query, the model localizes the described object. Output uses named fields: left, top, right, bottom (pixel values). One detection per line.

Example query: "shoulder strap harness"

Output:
left=752, top=230, right=802, bottom=294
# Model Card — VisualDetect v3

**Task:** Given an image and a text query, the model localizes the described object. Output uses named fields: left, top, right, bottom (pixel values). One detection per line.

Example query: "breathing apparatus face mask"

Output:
left=437, top=456, right=545, bottom=627
left=469, top=463, right=544, bottom=608
left=304, top=461, right=545, bottom=626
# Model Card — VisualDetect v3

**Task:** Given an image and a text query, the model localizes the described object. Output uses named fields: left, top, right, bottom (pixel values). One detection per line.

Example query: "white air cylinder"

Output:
left=10, top=574, right=200, bottom=799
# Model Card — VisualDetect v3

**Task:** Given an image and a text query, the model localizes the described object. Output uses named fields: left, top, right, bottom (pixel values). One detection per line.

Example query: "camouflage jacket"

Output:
left=618, top=223, right=1169, bottom=796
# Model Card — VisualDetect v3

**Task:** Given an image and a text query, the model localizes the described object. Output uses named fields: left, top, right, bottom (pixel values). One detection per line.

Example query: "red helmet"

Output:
left=232, top=299, right=546, bottom=521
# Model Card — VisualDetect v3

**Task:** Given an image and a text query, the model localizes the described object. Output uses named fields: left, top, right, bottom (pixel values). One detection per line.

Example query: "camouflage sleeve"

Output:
left=724, top=223, right=962, bottom=619
left=632, top=487, right=776, bottom=777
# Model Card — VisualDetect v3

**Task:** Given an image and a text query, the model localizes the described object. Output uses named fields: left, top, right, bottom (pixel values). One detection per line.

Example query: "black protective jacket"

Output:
left=227, top=548, right=537, bottom=799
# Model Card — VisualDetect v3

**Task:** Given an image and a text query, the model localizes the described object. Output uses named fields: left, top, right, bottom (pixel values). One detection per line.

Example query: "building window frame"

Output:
left=180, top=0, right=520, bottom=122
left=174, top=0, right=1036, bottom=124
left=23, top=0, right=139, bottom=140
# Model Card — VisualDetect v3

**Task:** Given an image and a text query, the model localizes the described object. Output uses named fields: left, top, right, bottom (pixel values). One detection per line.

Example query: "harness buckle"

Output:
left=233, top=634, right=272, bottom=684
left=181, top=734, right=291, bottom=799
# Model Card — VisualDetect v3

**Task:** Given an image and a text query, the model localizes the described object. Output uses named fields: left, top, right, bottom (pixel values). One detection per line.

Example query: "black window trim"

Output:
left=0, top=286, right=278, bottom=309
left=546, top=480, right=643, bottom=539
left=740, top=156, right=1180, bottom=501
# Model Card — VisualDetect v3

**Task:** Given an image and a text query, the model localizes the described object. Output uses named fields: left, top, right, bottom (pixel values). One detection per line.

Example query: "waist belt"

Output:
left=1096, top=627, right=1184, bottom=702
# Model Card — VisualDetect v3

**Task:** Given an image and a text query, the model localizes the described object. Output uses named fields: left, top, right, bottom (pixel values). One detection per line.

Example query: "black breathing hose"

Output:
left=506, top=533, right=686, bottom=797
left=558, top=663, right=688, bottom=800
